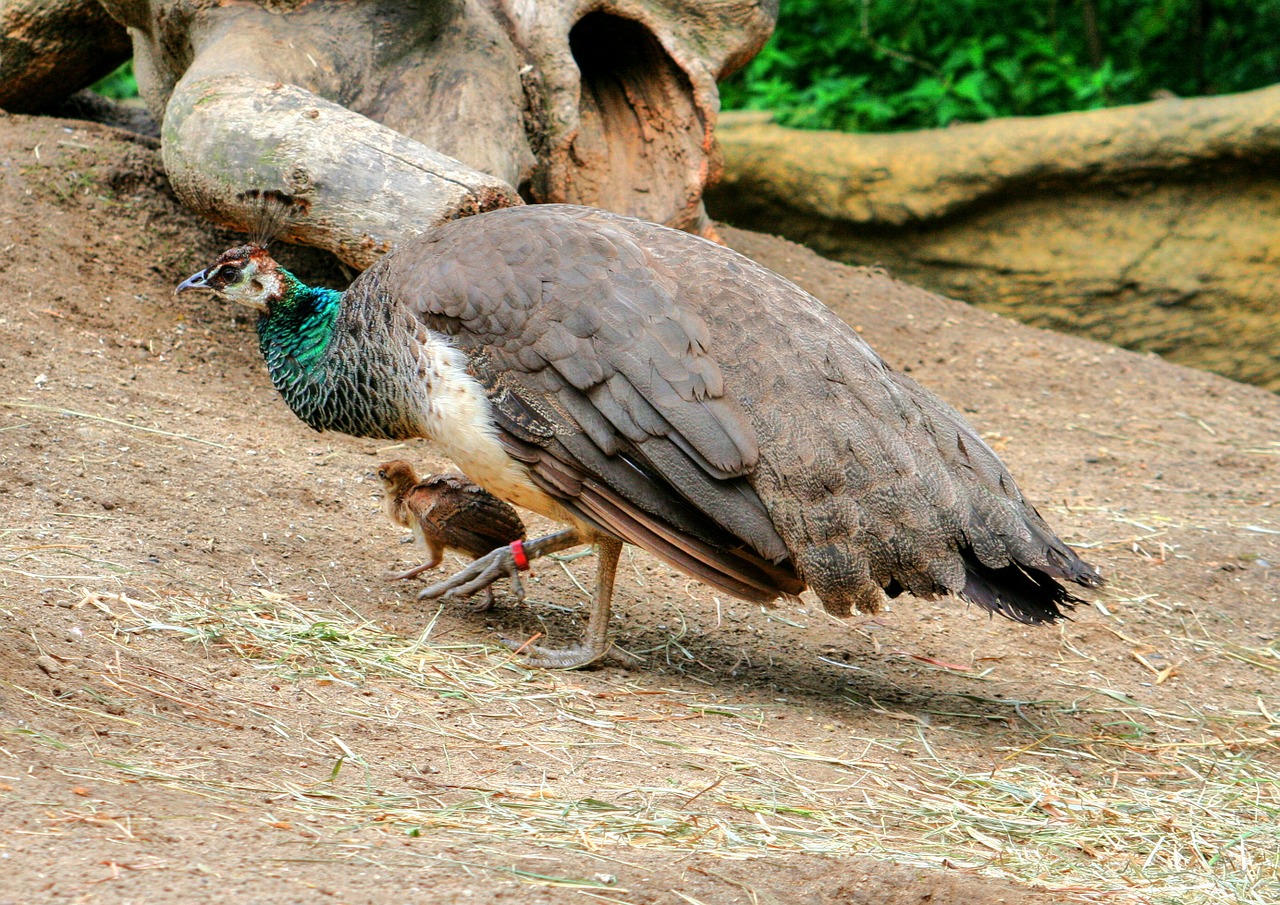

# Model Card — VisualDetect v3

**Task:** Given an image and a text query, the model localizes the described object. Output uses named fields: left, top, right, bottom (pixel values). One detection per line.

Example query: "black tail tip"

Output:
left=962, top=556, right=1102, bottom=626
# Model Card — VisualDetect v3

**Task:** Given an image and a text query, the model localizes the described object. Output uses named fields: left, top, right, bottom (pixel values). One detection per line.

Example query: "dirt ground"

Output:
left=0, top=115, right=1276, bottom=905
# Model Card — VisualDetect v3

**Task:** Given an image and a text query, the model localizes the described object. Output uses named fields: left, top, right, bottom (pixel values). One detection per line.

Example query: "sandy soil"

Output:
left=0, top=114, right=1277, bottom=905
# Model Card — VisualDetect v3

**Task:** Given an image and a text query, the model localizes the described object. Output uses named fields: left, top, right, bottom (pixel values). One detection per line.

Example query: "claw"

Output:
left=413, top=528, right=616, bottom=660
left=417, top=547, right=522, bottom=602
left=500, top=535, right=622, bottom=671
left=468, top=589, right=497, bottom=614
left=417, top=528, right=581, bottom=604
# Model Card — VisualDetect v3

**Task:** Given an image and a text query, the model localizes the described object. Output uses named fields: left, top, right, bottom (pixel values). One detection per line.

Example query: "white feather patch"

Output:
left=412, top=333, right=578, bottom=526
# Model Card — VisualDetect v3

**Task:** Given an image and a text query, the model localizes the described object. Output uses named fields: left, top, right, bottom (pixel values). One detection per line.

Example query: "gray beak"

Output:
left=175, top=269, right=210, bottom=295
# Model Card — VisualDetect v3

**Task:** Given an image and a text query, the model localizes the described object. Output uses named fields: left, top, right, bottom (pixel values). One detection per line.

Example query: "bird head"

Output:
left=175, top=244, right=285, bottom=313
left=376, top=459, right=421, bottom=499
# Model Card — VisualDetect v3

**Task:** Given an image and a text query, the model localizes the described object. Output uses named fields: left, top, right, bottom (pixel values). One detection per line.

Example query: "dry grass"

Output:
left=10, top=577, right=1268, bottom=905
left=1, top=411, right=1276, bottom=903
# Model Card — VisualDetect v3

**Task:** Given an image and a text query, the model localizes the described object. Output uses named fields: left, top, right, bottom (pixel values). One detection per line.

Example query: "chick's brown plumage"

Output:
left=376, top=460, right=526, bottom=589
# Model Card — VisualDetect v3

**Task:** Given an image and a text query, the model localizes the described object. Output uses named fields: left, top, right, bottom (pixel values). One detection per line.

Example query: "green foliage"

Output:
left=721, top=0, right=1280, bottom=132
left=90, top=60, right=138, bottom=101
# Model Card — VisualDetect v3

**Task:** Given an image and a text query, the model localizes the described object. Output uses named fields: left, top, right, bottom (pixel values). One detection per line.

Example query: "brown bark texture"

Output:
left=708, top=90, right=1280, bottom=392
left=0, top=0, right=130, bottom=112
left=0, top=0, right=777, bottom=269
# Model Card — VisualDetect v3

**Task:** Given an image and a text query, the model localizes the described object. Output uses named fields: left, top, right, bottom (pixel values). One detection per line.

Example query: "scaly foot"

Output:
left=417, top=528, right=582, bottom=605
left=417, top=547, right=526, bottom=602
left=468, top=588, right=497, bottom=614
left=501, top=536, right=622, bottom=670
left=499, top=635, right=610, bottom=669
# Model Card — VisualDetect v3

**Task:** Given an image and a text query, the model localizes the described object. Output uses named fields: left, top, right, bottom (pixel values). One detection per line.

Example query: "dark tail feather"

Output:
left=960, top=547, right=1103, bottom=625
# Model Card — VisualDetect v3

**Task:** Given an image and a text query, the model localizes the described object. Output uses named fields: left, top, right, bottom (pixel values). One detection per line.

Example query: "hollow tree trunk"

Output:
left=4, top=0, right=777, bottom=266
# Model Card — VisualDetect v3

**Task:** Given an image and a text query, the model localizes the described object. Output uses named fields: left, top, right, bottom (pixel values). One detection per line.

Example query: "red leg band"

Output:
left=510, top=539, right=530, bottom=572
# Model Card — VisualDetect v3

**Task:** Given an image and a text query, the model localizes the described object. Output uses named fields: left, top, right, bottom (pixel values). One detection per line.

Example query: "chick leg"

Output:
left=418, top=529, right=583, bottom=603
left=501, top=536, right=622, bottom=670
left=384, top=541, right=443, bottom=581
left=384, top=559, right=441, bottom=581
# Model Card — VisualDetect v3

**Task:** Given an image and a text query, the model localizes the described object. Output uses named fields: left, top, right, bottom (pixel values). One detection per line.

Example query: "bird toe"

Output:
left=499, top=635, right=610, bottom=670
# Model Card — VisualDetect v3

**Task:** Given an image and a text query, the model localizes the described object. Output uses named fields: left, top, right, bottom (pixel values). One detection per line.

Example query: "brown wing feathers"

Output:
left=382, top=205, right=1099, bottom=620
left=496, top=412, right=803, bottom=603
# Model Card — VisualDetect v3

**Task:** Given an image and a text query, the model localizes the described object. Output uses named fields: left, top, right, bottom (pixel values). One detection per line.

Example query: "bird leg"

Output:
left=385, top=562, right=438, bottom=581
left=384, top=549, right=443, bottom=582
left=417, top=528, right=583, bottom=604
left=384, top=542, right=445, bottom=583
left=501, top=537, right=622, bottom=670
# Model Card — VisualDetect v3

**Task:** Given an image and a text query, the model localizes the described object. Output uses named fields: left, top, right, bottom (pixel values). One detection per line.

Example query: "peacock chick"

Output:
left=177, top=204, right=1102, bottom=670
left=376, top=459, right=527, bottom=611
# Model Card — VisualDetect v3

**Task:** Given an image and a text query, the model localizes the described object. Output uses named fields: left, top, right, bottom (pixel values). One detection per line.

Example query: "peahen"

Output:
left=177, top=204, right=1102, bottom=668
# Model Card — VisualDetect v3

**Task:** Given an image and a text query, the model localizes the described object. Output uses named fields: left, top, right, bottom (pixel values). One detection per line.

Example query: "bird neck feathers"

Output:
left=256, top=273, right=341, bottom=376
left=251, top=265, right=513, bottom=467
left=255, top=271, right=431, bottom=440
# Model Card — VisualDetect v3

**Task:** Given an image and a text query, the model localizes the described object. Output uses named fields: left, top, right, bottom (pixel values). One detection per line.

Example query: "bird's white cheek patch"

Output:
left=257, top=270, right=281, bottom=301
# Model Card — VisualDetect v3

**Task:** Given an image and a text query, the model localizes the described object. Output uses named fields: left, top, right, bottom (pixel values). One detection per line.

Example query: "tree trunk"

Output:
left=708, top=88, right=1280, bottom=392
left=0, top=0, right=130, bottom=113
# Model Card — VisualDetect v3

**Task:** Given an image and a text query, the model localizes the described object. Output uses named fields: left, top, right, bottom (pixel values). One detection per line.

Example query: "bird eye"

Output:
left=214, top=265, right=241, bottom=283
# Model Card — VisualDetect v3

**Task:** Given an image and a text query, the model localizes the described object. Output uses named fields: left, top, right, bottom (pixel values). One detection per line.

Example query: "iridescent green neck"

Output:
left=256, top=270, right=341, bottom=381
left=254, top=267, right=428, bottom=440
